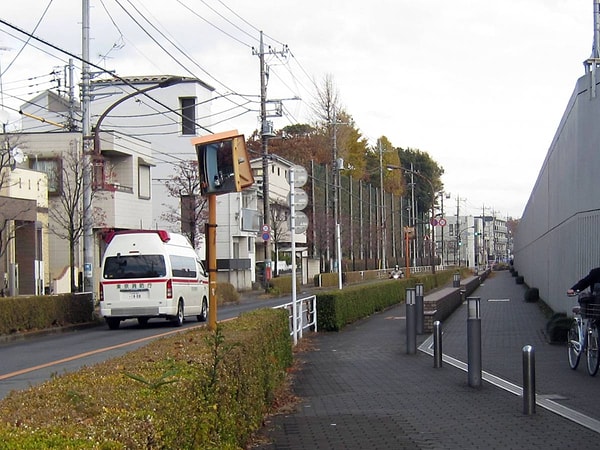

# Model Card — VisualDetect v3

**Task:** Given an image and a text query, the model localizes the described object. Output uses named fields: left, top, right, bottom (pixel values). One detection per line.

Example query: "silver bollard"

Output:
left=415, top=283, right=424, bottom=334
left=453, top=272, right=460, bottom=288
left=522, top=345, right=536, bottom=415
left=467, top=297, right=482, bottom=387
left=433, top=320, right=442, bottom=368
left=406, top=288, right=416, bottom=354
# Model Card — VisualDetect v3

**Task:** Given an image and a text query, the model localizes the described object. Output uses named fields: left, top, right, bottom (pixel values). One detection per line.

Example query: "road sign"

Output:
left=438, top=218, right=447, bottom=227
left=262, top=232, right=270, bottom=241
left=288, top=188, right=308, bottom=210
left=430, top=218, right=439, bottom=226
left=293, top=211, right=309, bottom=234
left=261, top=224, right=270, bottom=233
left=287, top=165, right=308, bottom=187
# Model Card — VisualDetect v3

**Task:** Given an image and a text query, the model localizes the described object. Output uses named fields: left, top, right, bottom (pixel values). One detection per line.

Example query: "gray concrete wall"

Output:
left=514, top=71, right=600, bottom=314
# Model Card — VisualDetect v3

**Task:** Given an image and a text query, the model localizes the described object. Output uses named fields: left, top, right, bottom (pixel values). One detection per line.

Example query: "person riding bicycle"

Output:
left=567, top=266, right=600, bottom=296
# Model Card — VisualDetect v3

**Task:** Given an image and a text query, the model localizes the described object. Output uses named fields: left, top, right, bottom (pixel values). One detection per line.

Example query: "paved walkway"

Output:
left=254, top=271, right=600, bottom=449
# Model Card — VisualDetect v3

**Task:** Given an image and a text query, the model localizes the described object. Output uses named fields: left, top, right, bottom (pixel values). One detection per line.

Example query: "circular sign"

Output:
left=261, top=224, right=270, bottom=233
left=438, top=218, right=447, bottom=227
left=262, top=232, right=270, bottom=241
left=293, top=211, right=309, bottom=234
left=288, top=189, right=309, bottom=210
left=288, top=165, right=308, bottom=188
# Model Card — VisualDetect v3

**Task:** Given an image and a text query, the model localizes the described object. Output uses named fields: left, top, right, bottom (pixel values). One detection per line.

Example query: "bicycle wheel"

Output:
left=568, top=320, right=581, bottom=370
left=586, top=322, right=600, bottom=376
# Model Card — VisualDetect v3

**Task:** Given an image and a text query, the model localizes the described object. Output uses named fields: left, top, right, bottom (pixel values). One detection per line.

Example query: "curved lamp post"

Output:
left=93, top=76, right=185, bottom=155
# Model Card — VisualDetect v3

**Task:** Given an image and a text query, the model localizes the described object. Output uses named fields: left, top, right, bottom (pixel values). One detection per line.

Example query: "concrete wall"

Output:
left=514, top=71, right=600, bottom=313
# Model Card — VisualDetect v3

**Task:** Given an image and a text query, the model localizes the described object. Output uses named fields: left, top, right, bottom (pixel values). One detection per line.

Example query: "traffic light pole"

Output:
left=207, top=194, right=217, bottom=331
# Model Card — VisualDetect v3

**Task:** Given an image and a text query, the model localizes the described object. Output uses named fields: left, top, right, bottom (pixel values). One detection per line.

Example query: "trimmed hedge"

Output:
left=0, top=308, right=292, bottom=449
left=0, top=293, right=94, bottom=335
left=316, top=270, right=458, bottom=331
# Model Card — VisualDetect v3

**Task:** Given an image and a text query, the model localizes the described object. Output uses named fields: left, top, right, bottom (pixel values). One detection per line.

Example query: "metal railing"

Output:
left=275, top=295, right=317, bottom=345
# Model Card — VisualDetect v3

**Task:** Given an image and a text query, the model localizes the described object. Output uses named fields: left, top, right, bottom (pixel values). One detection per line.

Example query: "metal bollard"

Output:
left=415, top=283, right=424, bottom=334
left=467, top=297, right=482, bottom=387
left=522, top=345, right=536, bottom=415
left=406, top=288, right=416, bottom=354
left=453, top=272, right=460, bottom=288
left=433, top=320, right=442, bottom=368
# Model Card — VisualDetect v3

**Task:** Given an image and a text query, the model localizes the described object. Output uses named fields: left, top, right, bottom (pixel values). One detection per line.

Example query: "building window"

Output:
left=30, top=157, right=61, bottom=195
left=180, top=97, right=196, bottom=135
left=138, top=162, right=151, bottom=199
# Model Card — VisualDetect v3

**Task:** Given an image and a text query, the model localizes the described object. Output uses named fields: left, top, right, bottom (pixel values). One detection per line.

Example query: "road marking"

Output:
left=418, top=336, right=600, bottom=434
left=488, top=298, right=510, bottom=302
left=0, top=324, right=205, bottom=381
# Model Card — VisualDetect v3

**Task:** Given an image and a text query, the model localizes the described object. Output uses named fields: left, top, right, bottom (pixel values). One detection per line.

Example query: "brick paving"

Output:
left=253, top=271, right=600, bottom=449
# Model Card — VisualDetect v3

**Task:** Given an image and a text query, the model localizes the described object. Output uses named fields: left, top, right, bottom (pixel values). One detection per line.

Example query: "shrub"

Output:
left=524, top=287, right=539, bottom=302
left=316, top=270, right=458, bottom=331
left=0, top=308, right=292, bottom=449
left=0, top=293, right=94, bottom=335
left=216, top=282, right=240, bottom=304
left=546, top=313, right=572, bottom=344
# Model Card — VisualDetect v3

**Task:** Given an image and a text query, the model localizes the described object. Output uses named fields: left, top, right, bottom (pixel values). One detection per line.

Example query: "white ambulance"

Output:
left=100, top=230, right=209, bottom=330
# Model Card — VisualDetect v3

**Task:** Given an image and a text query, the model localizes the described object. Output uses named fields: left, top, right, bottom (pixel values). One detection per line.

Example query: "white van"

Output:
left=99, top=230, right=209, bottom=330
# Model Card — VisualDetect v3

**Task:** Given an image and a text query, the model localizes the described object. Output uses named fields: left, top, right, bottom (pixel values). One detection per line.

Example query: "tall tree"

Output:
left=47, top=144, right=105, bottom=293
left=161, top=160, right=207, bottom=249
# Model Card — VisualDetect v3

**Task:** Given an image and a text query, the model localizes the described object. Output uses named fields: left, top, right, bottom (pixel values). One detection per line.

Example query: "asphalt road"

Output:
left=0, top=293, right=292, bottom=400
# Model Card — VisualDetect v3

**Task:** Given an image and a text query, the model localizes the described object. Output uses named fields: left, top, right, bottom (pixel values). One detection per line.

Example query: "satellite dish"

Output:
left=11, top=147, right=25, bottom=164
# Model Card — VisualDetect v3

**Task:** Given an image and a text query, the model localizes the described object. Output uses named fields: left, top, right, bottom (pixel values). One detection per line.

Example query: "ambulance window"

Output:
left=103, top=255, right=166, bottom=279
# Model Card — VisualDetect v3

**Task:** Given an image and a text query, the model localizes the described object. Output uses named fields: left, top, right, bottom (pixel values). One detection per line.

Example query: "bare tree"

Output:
left=161, top=160, right=207, bottom=249
left=269, top=199, right=290, bottom=276
left=47, top=144, right=105, bottom=293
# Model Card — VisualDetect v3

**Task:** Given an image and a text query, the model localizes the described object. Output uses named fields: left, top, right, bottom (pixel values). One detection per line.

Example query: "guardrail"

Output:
left=275, top=295, right=317, bottom=345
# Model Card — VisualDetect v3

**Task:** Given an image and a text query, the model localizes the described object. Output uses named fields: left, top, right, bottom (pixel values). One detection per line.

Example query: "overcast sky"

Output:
left=0, top=0, right=593, bottom=219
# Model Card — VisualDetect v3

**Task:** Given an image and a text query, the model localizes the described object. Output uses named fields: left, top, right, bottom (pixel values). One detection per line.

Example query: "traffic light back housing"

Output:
left=192, top=130, right=254, bottom=195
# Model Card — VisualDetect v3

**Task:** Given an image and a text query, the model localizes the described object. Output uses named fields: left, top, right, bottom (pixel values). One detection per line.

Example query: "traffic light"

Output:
left=192, top=130, right=254, bottom=195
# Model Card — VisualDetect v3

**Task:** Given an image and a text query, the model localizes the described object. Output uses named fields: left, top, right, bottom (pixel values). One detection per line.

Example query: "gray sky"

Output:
left=0, top=0, right=593, bottom=218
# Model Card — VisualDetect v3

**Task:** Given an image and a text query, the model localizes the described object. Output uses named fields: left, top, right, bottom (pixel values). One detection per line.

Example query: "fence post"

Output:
left=415, top=283, right=424, bottom=334
left=406, top=288, right=416, bottom=354
left=522, top=345, right=536, bottom=415
left=433, top=320, right=443, bottom=368
left=467, top=296, right=482, bottom=387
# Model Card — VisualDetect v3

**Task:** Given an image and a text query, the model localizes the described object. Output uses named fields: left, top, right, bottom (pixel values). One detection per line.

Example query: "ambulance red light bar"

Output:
left=103, top=229, right=171, bottom=244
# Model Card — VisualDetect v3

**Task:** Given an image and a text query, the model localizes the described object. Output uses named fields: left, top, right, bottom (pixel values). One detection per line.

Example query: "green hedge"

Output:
left=0, top=293, right=94, bottom=335
left=315, top=270, right=458, bottom=331
left=268, top=274, right=300, bottom=294
left=0, top=308, right=292, bottom=449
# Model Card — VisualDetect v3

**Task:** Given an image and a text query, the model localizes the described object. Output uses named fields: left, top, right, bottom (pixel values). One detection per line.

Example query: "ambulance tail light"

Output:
left=166, top=279, right=173, bottom=299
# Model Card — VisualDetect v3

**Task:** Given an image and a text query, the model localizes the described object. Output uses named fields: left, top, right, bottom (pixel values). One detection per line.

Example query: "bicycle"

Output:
left=567, top=291, right=600, bottom=376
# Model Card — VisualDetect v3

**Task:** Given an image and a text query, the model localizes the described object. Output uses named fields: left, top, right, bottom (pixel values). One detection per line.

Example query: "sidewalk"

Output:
left=253, top=271, right=600, bottom=449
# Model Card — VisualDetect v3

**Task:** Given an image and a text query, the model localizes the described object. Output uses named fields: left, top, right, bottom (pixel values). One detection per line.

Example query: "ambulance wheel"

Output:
left=172, top=300, right=184, bottom=327
left=197, top=297, right=208, bottom=322
left=106, top=317, right=120, bottom=330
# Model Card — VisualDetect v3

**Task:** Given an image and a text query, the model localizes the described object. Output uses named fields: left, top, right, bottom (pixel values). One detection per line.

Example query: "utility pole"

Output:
left=253, top=31, right=287, bottom=288
left=81, top=0, right=93, bottom=293
left=379, top=139, right=386, bottom=269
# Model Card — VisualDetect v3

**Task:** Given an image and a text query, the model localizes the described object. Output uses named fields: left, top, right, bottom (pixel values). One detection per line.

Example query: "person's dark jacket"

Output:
left=571, top=267, right=600, bottom=293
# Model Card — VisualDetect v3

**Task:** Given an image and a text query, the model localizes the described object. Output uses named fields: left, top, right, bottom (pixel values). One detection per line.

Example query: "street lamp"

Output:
left=387, top=164, right=437, bottom=274
left=93, top=76, right=185, bottom=155
left=86, top=76, right=188, bottom=290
